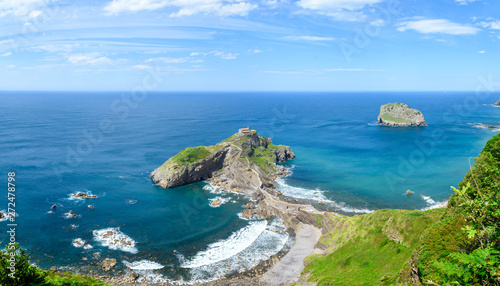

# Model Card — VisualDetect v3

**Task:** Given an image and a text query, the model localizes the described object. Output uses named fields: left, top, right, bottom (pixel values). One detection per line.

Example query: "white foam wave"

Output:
left=208, top=197, right=230, bottom=208
left=67, top=190, right=97, bottom=201
left=0, top=210, right=9, bottom=222
left=181, top=220, right=268, bottom=269
left=123, top=260, right=164, bottom=270
left=274, top=178, right=372, bottom=214
left=93, top=227, right=138, bottom=254
left=72, top=238, right=85, bottom=248
left=420, top=195, right=448, bottom=210
left=421, top=195, right=435, bottom=205
left=84, top=244, right=93, bottom=249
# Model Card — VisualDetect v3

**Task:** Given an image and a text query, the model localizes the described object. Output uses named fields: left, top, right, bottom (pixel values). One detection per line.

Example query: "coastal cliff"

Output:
left=378, top=103, right=427, bottom=127
left=151, top=130, right=295, bottom=192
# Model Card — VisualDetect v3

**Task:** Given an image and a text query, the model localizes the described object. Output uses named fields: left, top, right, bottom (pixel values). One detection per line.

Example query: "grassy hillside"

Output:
left=303, top=209, right=445, bottom=286
left=416, top=133, right=500, bottom=285
left=302, top=132, right=500, bottom=286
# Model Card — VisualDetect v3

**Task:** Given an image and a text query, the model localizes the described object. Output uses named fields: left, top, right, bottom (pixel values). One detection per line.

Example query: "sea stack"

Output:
left=494, top=100, right=500, bottom=106
left=378, top=103, right=427, bottom=127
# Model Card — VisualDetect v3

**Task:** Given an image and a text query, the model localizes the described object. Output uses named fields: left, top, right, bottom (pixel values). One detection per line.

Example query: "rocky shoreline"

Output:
left=47, top=131, right=326, bottom=286
left=71, top=184, right=326, bottom=286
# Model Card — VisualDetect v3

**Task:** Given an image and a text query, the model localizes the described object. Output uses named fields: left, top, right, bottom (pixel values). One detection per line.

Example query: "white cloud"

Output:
left=28, top=10, right=42, bottom=18
left=6, top=65, right=15, bottom=68
left=264, top=68, right=386, bottom=74
left=212, top=50, right=238, bottom=59
left=479, top=19, right=500, bottom=30
left=297, top=0, right=383, bottom=21
left=455, top=0, right=478, bottom=5
left=1, top=52, right=12, bottom=57
left=321, top=68, right=386, bottom=72
left=133, top=65, right=152, bottom=69
left=33, top=44, right=76, bottom=53
left=370, top=19, right=385, bottom=26
left=0, top=0, right=53, bottom=17
left=0, top=39, right=14, bottom=46
left=247, top=49, right=263, bottom=54
left=67, top=53, right=113, bottom=65
left=282, top=35, right=335, bottom=41
left=145, top=57, right=189, bottom=63
left=397, top=19, right=481, bottom=35
left=104, top=0, right=257, bottom=17
left=478, top=50, right=485, bottom=53
left=190, top=50, right=239, bottom=59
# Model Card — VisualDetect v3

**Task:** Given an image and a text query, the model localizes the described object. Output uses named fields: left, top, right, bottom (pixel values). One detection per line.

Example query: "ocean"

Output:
left=1, top=91, right=499, bottom=283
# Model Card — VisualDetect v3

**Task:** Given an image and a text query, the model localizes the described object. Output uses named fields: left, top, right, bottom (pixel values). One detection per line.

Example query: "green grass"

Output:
left=43, top=271, right=111, bottom=286
left=248, top=144, right=278, bottom=174
left=303, top=208, right=445, bottom=286
left=380, top=113, right=413, bottom=124
left=170, top=146, right=211, bottom=165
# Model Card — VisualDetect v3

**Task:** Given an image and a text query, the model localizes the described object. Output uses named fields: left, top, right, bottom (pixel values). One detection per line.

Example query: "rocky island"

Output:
left=378, top=102, right=427, bottom=127
left=494, top=99, right=500, bottom=106
left=151, top=128, right=295, bottom=193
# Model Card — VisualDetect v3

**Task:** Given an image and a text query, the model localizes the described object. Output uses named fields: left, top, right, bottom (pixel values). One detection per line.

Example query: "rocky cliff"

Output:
left=378, top=102, right=427, bottom=127
left=151, top=131, right=295, bottom=193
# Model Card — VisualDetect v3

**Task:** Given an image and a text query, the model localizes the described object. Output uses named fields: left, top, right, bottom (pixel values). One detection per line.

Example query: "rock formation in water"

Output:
left=150, top=130, right=295, bottom=193
left=378, top=103, right=427, bottom=127
left=494, top=100, right=500, bottom=106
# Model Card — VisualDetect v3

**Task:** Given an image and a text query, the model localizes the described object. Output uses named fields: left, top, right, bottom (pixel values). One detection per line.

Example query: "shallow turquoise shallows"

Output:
left=1, top=91, right=499, bottom=283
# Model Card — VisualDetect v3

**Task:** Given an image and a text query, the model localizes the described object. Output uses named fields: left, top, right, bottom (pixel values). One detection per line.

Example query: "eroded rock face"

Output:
left=150, top=131, right=295, bottom=193
left=151, top=145, right=229, bottom=189
left=275, top=146, right=295, bottom=163
left=378, top=103, right=427, bottom=127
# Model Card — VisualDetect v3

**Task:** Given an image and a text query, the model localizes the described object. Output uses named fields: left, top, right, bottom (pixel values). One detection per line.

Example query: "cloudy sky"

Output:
left=0, top=0, right=498, bottom=91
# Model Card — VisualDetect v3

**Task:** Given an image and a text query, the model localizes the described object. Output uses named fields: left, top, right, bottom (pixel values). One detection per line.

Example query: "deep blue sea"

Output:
left=1, top=91, right=499, bottom=283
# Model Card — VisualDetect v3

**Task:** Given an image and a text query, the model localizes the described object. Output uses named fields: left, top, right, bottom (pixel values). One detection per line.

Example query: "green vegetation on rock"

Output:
left=151, top=131, right=295, bottom=189
left=416, top=133, right=500, bottom=285
left=303, top=209, right=445, bottom=286
left=378, top=102, right=427, bottom=127
left=0, top=243, right=109, bottom=286
left=170, top=146, right=211, bottom=165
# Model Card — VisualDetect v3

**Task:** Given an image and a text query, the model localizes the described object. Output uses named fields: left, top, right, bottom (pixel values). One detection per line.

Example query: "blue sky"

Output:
left=0, top=0, right=499, bottom=91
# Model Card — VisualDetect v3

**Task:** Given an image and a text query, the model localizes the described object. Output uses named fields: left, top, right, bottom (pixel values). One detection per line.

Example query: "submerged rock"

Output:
left=472, top=123, right=499, bottom=130
left=72, top=192, right=98, bottom=199
left=406, top=190, right=413, bottom=195
left=51, top=204, right=57, bottom=209
left=66, top=210, right=78, bottom=218
left=378, top=103, right=427, bottom=127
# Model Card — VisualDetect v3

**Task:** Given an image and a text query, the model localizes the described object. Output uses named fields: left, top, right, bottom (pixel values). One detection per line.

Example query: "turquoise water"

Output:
left=1, top=91, right=499, bottom=282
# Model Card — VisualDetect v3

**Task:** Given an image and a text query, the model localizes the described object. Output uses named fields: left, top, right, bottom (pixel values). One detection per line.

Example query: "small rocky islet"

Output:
left=378, top=102, right=427, bottom=127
